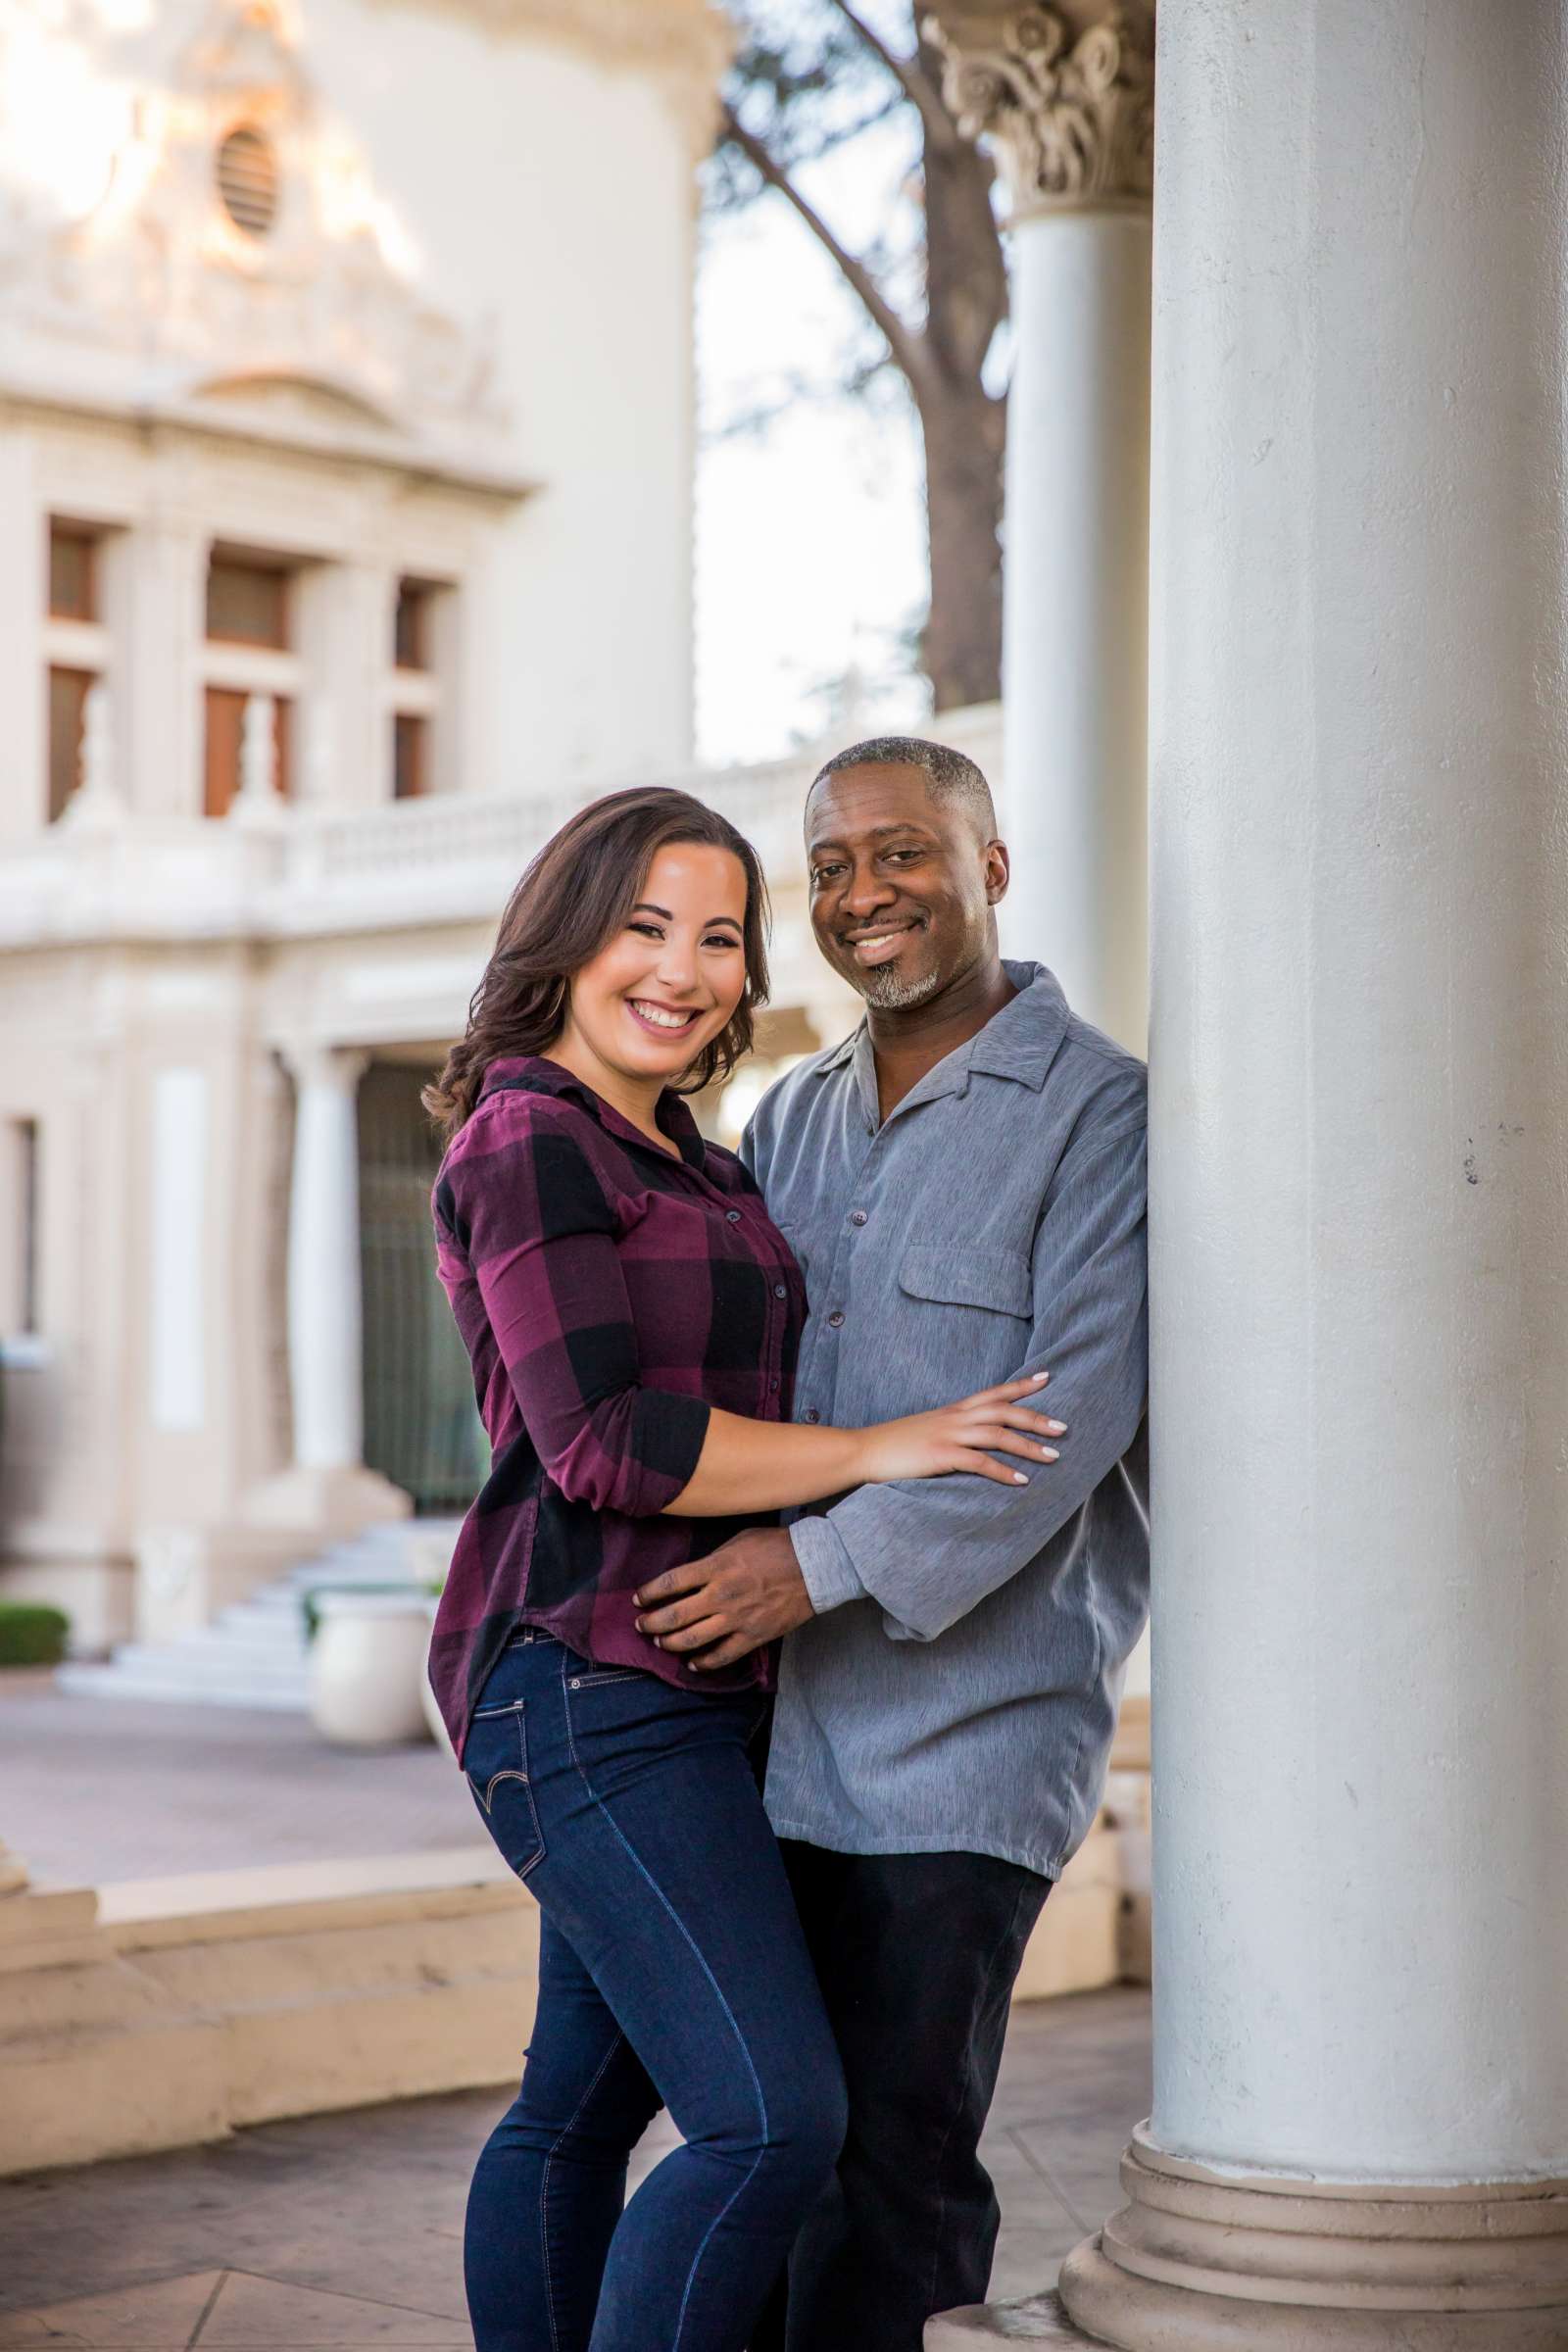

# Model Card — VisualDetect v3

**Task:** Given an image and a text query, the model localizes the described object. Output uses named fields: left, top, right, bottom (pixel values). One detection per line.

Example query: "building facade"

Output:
left=0, top=0, right=932, bottom=1653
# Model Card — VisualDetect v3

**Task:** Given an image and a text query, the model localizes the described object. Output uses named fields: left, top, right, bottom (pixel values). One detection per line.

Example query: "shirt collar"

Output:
left=808, top=961, right=1069, bottom=1096
left=479, top=1054, right=708, bottom=1169
left=966, top=962, right=1070, bottom=1089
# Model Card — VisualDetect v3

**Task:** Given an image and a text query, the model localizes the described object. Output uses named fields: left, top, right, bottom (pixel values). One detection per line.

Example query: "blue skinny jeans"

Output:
left=462, top=1631, right=848, bottom=2352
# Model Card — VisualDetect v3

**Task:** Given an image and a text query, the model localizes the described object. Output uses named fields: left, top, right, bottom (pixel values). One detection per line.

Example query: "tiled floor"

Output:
left=0, top=1988, right=1151, bottom=2347
left=0, top=1682, right=475, bottom=1886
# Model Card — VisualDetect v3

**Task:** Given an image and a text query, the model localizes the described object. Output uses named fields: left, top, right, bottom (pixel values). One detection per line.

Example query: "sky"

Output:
left=693, top=82, right=937, bottom=770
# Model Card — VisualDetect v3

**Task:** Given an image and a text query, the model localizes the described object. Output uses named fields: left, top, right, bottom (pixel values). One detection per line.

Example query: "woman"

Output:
left=425, top=786, right=1057, bottom=2352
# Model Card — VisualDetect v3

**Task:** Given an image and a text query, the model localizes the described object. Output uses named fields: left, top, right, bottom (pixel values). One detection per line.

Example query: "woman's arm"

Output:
left=662, top=1377, right=1062, bottom=1517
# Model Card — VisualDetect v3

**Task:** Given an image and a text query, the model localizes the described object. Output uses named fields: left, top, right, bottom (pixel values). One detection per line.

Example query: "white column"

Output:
left=295, top=557, right=397, bottom=808
left=933, top=3, right=1153, bottom=1054
left=245, top=1046, right=408, bottom=1531
left=147, top=1066, right=208, bottom=1437
left=289, top=1046, right=368, bottom=1473
left=1054, top=2, right=1568, bottom=2343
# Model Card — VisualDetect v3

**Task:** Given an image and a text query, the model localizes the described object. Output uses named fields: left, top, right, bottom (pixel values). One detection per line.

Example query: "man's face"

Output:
left=806, top=762, right=1008, bottom=1010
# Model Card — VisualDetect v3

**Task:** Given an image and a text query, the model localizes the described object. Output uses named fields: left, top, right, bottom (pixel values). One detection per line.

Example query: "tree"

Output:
left=711, top=1, right=1008, bottom=713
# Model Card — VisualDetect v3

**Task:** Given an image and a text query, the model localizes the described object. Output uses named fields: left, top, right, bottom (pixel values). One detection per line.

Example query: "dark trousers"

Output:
left=462, top=1636, right=846, bottom=2352
left=752, top=1841, right=1050, bottom=2352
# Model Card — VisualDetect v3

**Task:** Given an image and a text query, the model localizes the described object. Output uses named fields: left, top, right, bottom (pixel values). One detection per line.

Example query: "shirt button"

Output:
left=726, top=1208, right=742, bottom=1223
left=827, top=1309, right=845, bottom=1328
left=850, top=1209, right=867, bottom=1227
left=804, top=1407, right=820, bottom=1423
left=768, top=1377, right=780, bottom=1394
left=774, top=1284, right=788, bottom=1298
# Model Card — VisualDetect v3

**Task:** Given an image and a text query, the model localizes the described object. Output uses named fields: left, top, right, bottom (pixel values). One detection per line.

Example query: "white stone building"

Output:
left=0, top=0, right=909, bottom=1656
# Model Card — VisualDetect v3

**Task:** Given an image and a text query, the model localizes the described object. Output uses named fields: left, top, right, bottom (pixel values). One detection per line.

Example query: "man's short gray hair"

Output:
left=808, top=735, right=998, bottom=835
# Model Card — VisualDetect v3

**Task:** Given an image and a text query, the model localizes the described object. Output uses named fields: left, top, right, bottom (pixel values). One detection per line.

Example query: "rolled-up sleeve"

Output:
left=789, top=1116, right=1148, bottom=1640
left=437, top=1104, right=710, bottom=1515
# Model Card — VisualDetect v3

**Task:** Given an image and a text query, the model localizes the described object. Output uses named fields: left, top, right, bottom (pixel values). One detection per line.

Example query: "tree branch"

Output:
left=718, top=101, right=932, bottom=394
left=823, top=0, right=960, bottom=156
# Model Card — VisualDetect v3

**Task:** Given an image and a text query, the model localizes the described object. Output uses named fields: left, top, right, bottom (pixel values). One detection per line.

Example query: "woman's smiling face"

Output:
left=560, top=842, right=751, bottom=1088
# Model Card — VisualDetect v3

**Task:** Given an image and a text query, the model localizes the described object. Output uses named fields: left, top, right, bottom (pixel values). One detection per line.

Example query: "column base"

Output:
left=239, top=1464, right=411, bottom=1535
left=1055, top=2130, right=1568, bottom=2349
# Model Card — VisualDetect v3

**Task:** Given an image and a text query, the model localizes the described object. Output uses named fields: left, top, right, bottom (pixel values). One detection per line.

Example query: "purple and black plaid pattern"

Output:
left=429, top=1056, right=806, bottom=1761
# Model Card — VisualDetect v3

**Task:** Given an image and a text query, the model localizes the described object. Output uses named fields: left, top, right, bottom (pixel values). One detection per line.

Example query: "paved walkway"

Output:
left=0, top=1988, right=1150, bottom=2345
left=1, top=1681, right=474, bottom=1886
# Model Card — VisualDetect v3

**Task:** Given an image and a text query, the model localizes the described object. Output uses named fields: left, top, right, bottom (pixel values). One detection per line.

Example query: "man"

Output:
left=634, top=737, right=1149, bottom=2348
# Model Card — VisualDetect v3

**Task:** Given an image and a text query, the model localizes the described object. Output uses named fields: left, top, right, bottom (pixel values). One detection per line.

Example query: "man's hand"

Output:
left=633, top=1528, right=813, bottom=1670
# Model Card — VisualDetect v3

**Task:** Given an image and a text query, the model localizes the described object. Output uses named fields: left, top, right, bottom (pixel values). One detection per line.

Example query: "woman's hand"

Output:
left=854, top=1374, right=1065, bottom=1489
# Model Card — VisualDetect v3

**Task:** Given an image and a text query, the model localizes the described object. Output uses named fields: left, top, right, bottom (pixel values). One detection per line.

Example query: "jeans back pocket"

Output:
left=465, top=1697, right=546, bottom=1881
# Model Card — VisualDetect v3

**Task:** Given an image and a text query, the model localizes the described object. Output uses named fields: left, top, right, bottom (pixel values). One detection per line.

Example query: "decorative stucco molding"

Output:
left=925, top=3, right=1153, bottom=219
left=0, top=0, right=509, bottom=471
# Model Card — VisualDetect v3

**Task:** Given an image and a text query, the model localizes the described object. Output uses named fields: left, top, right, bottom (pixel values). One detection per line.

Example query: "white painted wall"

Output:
left=305, top=1, right=701, bottom=789
left=147, top=1068, right=208, bottom=1436
left=1149, top=0, right=1568, bottom=2181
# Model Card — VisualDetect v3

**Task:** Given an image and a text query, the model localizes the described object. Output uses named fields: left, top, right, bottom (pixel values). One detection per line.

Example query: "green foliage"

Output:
left=713, top=0, right=906, bottom=199
left=0, top=1602, right=71, bottom=1668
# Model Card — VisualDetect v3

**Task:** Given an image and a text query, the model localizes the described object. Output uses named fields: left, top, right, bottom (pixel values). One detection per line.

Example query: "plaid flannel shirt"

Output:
left=429, top=1055, right=806, bottom=1760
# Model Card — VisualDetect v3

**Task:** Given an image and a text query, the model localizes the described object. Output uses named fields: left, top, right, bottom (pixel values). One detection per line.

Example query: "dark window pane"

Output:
left=394, top=581, right=429, bottom=671
left=47, top=667, right=92, bottom=821
left=16, top=1118, right=39, bottom=1336
left=48, top=528, right=96, bottom=621
left=207, top=557, right=288, bottom=647
left=393, top=712, right=426, bottom=799
left=205, top=689, right=292, bottom=815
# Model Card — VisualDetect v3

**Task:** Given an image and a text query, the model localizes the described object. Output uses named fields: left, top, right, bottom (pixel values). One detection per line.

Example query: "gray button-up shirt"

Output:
left=744, top=962, right=1149, bottom=1881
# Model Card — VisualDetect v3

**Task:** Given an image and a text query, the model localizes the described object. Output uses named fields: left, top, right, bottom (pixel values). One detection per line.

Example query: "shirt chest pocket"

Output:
left=896, top=1242, right=1035, bottom=1385
left=900, top=1245, right=1032, bottom=1317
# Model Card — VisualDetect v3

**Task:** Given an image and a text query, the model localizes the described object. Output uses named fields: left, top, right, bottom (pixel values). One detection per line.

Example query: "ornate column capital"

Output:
left=924, top=3, right=1154, bottom=220
left=278, top=1041, right=371, bottom=1095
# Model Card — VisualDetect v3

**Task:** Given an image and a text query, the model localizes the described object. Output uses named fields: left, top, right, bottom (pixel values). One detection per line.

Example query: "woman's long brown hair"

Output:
left=423, top=787, right=771, bottom=1139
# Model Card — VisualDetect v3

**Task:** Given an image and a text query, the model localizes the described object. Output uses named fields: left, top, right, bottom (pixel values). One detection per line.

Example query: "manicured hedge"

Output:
left=0, top=1603, right=70, bottom=1667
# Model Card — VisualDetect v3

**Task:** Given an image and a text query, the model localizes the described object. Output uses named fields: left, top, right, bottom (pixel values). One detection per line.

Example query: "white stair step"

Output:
left=217, top=1626, right=309, bottom=1650
left=58, top=1662, right=310, bottom=1709
left=68, top=1642, right=309, bottom=1680
left=58, top=1681, right=309, bottom=1712
left=57, top=1517, right=456, bottom=1714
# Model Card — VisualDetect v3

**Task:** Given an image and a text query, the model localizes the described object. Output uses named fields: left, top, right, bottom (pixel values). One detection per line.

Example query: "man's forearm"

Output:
left=790, top=1514, right=868, bottom=1613
left=794, top=1347, right=1145, bottom=1641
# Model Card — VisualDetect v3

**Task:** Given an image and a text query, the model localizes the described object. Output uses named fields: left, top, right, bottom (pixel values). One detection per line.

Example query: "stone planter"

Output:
left=307, top=1592, right=434, bottom=1747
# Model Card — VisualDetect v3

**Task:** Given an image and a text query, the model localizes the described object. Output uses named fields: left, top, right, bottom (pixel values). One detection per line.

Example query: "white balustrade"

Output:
left=0, top=708, right=1004, bottom=950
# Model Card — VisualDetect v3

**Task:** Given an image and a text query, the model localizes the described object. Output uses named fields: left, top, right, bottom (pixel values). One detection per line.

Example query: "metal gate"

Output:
left=359, top=1062, right=486, bottom=1514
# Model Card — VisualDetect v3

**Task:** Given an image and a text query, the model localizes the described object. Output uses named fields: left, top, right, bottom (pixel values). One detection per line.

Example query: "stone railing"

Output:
left=282, top=753, right=820, bottom=936
left=0, top=708, right=1004, bottom=951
